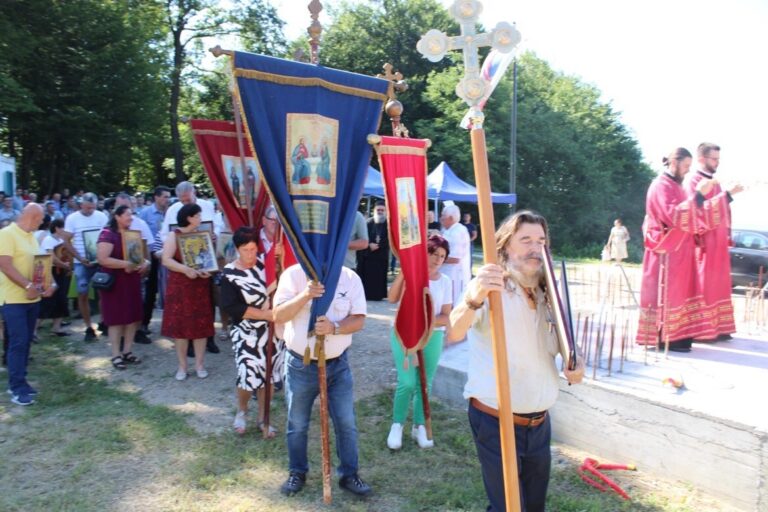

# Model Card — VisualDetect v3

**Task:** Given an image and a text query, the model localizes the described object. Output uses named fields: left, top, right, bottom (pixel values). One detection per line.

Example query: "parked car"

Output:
left=730, top=229, right=768, bottom=288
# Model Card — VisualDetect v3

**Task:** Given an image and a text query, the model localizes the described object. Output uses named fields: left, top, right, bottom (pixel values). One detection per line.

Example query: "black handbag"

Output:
left=91, top=271, right=115, bottom=291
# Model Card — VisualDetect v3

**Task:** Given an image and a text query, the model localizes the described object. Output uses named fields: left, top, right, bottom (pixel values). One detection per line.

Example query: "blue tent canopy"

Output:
left=363, top=162, right=516, bottom=205
left=427, top=161, right=516, bottom=205
left=363, top=166, right=384, bottom=197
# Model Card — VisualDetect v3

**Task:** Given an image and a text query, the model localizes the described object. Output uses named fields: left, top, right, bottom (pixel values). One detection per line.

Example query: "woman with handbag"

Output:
left=161, top=203, right=215, bottom=380
left=96, top=205, right=148, bottom=370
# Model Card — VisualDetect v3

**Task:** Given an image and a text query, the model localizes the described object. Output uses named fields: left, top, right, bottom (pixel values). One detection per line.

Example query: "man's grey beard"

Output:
left=373, top=213, right=386, bottom=224
left=503, top=259, right=543, bottom=288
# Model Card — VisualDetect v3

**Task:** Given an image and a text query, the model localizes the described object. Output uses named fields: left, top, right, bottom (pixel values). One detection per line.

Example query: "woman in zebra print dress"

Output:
left=220, top=227, right=285, bottom=436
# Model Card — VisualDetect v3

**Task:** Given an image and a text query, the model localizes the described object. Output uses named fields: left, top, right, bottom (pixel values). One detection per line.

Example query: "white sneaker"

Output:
left=387, top=423, right=403, bottom=450
left=196, top=368, right=209, bottom=379
left=233, top=410, right=247, bottom=435
left=411, top=424, right=434, bottom=449
left=175, top=369, right=188, bottom=381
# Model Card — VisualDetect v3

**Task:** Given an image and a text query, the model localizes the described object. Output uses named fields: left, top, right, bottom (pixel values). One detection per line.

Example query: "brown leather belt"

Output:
left=470, top=398, right=547, bottom=428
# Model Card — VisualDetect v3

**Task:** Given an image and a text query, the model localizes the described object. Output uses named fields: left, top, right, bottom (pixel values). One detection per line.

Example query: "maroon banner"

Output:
left=376, top=136, right=433, bottom=353
left=190, top=118, right=295, bottom=286
left=190, top=118, right=269, bottom=231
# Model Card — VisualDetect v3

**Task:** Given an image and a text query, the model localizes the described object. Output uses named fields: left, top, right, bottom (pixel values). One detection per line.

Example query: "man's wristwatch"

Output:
left=332, top=321, right=340, bottom=335
left=24, top=282, right=33, bottom=290
left=465, top=297, right=484, bottom=310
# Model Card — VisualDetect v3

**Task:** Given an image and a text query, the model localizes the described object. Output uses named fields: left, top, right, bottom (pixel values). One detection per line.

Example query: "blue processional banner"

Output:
left=232, top=52, right=388, bottom=329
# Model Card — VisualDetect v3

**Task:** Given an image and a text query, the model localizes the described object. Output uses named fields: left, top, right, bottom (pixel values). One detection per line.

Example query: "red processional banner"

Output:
left=375, top=136, right=433, bottom=353
left=190, top=118, right=295, bottom=286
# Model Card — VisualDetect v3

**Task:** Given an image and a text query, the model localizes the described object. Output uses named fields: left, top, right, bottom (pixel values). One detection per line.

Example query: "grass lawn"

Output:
left=0, top=335, right=721, bottom=511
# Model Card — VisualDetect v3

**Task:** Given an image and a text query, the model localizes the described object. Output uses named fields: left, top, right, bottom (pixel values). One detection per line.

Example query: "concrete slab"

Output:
left=432, top=333, right=768, bottom=511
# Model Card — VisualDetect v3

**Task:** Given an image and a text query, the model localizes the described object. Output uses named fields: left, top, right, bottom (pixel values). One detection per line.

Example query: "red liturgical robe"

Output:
left=636, top=174, right=729, bottom=345
left=684, top=170, right=736, bottom=339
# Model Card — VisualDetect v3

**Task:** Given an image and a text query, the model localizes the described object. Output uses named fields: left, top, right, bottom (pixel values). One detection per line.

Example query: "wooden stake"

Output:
left=417, top=350, right=433, bottom=439
left=316, top=334, right=332, bottom=504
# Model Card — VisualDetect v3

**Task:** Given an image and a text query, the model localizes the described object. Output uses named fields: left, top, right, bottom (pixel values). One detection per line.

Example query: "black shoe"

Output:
left=339, top=474, right=372, bottom=497
left=716, top=333, right=733, bottom=341
left=668, top=345, right=691, bottom=353
left=98, top=322, right=107, bottom=336
left=134, top=330, right=151, bottom=344
left=84, top=327, right=97, bottom=342
left=280, top=472, right=306, bottom=496
left=206, top=337, right=220, bottom=354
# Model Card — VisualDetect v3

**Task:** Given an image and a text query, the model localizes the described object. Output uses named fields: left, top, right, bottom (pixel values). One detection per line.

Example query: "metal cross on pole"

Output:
left=418, top=2, right=522, bottom=511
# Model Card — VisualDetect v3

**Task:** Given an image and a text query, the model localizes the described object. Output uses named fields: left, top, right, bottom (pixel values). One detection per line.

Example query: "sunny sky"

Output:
left=271, top=0, right=767, bottom=226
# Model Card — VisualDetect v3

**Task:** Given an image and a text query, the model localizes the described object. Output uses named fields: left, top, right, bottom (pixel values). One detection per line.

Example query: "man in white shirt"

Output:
left=64, top=192, right=108, bottom=342
left=160, top=181, right=222, bottom=240
left=449, top=210, right=584, bottom=512
left=273, top=264, right=372, bottom=498
left=344, top=211, right=368, bottom=270
left=440, top=203, right=471, bottom=308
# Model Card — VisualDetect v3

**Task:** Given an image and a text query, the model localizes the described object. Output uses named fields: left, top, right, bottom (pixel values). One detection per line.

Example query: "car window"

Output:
left=739, top=232, right=768, bottom=251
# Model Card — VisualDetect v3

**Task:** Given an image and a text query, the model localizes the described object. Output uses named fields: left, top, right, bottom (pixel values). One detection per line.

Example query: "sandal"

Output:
left=233, top=411, right=247, bottom=435
left=257, top=421, right=278, bottom=439
left=121, top=352, right=142, bottom=365
left=111, top=356, right=126, bottom=370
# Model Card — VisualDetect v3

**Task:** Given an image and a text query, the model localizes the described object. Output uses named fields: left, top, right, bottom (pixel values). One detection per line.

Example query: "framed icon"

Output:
left=177, top=231, right=218, bottom=273
left=32, top=254, right=53, bottom=290
left=82, top=229, right=101, bottom=263
left=122, top=230, right=144, bottom=266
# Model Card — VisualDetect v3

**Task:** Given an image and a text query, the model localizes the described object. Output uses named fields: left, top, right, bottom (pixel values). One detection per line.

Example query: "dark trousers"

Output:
left=468, top=403, right=552, bottom=512
left=3, top=303, right=40, bottom=394
left=142, top=257, right=160, bottom=328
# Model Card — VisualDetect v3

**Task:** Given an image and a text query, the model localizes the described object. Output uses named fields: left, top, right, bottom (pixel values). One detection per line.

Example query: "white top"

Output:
left=462, top=279, right=561, bottom=413
left=274, top=264, right=366, bottom=360
left=429, top=273, right=453, bottom=331
left=64, top=209, right=109, bottom=259
left=441, top=222, right=471, bottom=305
left=40, top=234, right=63, bottom=254
left=160, top=197, right=222, bottom=241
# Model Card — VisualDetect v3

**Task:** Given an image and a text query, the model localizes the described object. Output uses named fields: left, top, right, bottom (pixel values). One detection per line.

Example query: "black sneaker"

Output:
left=280, top=472, right=306, bottom=496
left=206, top=337, right=220, bottom=354
left=339, top=474, right=372, bottom=497
left=134, top=330, right=151, bottom=344
left=84, top=327, right=97, bottom=342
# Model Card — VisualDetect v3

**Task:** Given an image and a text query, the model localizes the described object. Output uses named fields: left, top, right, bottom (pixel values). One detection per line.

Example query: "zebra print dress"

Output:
left=221, top=260, right=285, bottom=391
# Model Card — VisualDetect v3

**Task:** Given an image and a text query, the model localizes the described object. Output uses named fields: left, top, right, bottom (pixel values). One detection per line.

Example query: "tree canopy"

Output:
left=0, top=0, right=652, bottom=257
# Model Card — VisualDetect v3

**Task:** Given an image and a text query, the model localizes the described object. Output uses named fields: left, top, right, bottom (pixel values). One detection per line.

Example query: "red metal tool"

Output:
left=578, top=457, right=636, bottom=500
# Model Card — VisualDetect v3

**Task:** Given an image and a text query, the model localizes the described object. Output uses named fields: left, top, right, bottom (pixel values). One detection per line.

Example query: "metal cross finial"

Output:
left=417, top=0, right=521, bottom=124
left=377, top=63, right=410, bottom=137
left=307, top=0, right=323, bottom=65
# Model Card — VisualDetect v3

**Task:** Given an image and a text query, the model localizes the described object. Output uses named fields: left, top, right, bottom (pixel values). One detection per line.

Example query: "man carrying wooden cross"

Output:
left=449, top=210, right=584, bottom=511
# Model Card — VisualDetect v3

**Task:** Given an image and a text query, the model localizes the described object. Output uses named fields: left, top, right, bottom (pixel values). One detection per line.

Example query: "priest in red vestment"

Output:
left=684, top=143, right=744, bottom=341
left=636, top=147, right=738, bottom=352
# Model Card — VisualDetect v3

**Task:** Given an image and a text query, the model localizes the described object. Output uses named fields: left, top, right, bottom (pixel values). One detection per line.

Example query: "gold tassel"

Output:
left=303, top=346, right=311, bottom=366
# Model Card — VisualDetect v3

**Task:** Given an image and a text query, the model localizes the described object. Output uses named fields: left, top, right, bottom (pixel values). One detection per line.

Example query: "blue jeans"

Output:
left=284, top=350, right=359, bottom=477
left=468, top=403, right=552, bottom=512
left=3, top=303, right=40, bottom=394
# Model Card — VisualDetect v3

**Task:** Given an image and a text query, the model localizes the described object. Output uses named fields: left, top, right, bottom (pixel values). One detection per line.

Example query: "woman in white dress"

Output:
left=607, top=218, right=630, bottom=262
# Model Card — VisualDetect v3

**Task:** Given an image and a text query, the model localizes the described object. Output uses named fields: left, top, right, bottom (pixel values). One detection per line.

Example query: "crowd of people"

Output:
left=0, top=142, right=739, bottom=510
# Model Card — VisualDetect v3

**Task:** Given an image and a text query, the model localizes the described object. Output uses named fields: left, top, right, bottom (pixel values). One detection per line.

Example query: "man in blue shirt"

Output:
left=138, top=186, right=171, bottom=337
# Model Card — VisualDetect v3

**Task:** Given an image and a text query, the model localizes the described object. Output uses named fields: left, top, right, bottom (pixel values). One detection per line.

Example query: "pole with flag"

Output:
left=418, top=1, right=523, bottom=510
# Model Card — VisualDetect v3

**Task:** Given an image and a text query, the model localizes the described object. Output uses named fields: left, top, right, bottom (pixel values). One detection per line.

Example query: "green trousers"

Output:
left=390, top=328, right=444, bottom=425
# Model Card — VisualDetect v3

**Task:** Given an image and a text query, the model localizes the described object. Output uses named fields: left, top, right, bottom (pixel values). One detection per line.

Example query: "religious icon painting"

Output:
left=395, top=177, right=422, bottom=250
left=285, top=113, right=338, bottom=197
left=177, top=231, right=219, bottom=273
left=82, top=229, right=101, bottom=264
left=169, top=221, right=213, bottom=235
left=221, top=155, right=261, bottom=207
left=216, top=232, right=237, bottom=263
left=122, top=230, right=144, bottom=266
left=32, top=254, right=53, bottom=290
left=293, top=200, right=329, bottom=234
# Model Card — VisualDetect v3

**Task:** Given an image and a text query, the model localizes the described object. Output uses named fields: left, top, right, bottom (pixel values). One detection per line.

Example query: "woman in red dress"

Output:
left=161, top=203, right=215, bottom=380
left=96, top=205, right=149, bottom=369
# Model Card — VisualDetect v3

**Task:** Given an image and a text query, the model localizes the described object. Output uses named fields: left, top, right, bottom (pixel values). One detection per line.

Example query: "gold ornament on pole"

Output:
left=418, top=1, right=523, bottom=510
left=377, top=63, right=410, bottom=138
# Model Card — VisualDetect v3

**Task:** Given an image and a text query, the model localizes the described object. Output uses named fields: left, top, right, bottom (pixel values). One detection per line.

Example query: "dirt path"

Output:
left=65, top=299, right=399, bottom=435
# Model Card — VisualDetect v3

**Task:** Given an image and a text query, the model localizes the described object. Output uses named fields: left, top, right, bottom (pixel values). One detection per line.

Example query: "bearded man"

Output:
left=356, top=201, right=389, bottom=300
left=448, top=210, right=584, bottom=512
left=683, top=142, right=741, bottom=341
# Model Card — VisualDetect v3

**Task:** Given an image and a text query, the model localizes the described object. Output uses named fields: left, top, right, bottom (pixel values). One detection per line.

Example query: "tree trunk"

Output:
left=170, top=28, right=186, bottom=183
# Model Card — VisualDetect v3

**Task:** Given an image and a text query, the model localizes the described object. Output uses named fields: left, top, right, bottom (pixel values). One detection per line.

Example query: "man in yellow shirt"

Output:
left=0, top=203, right=55, bottom=406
